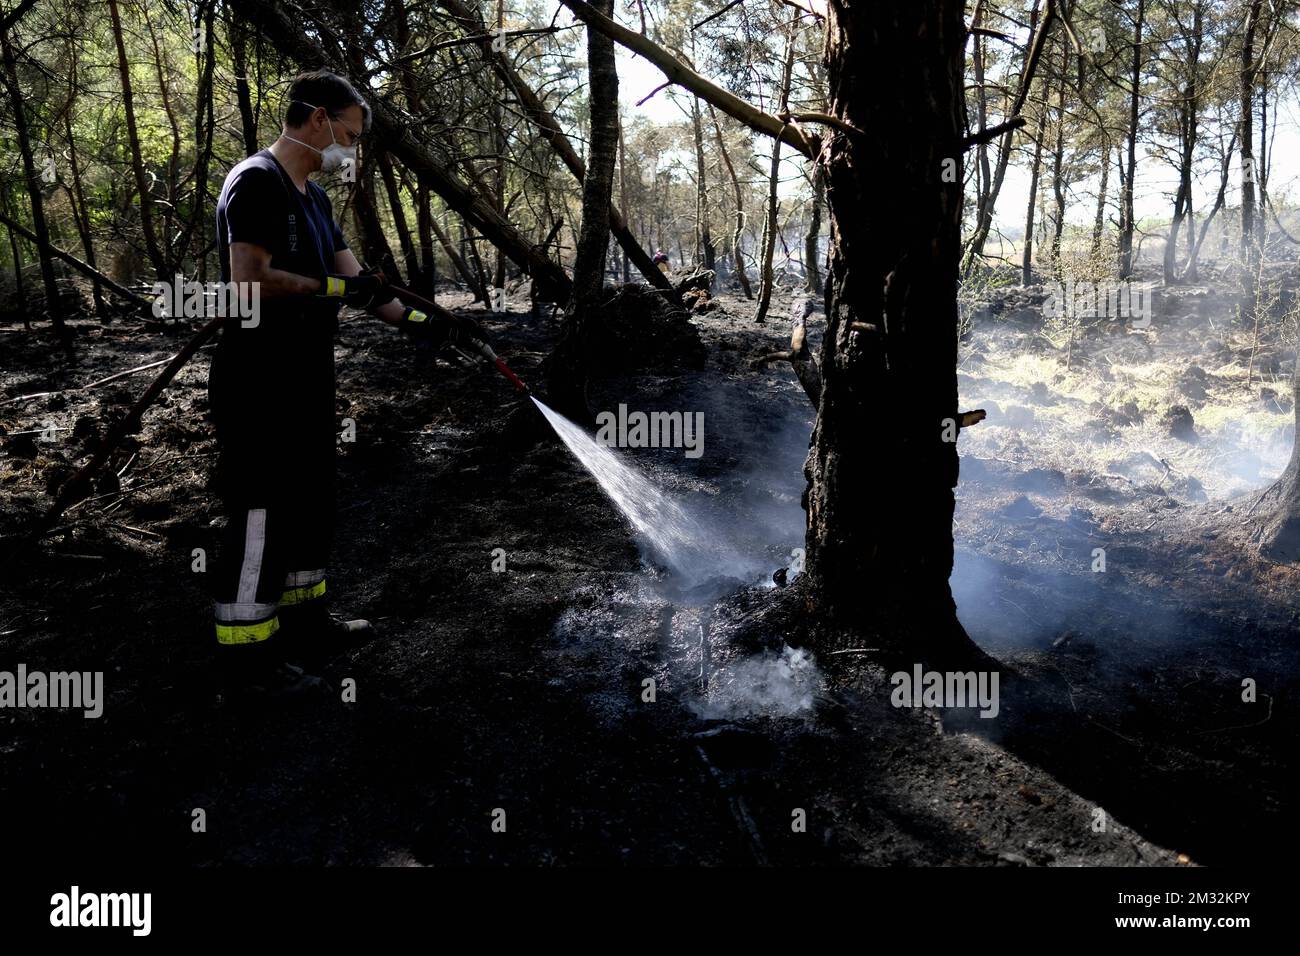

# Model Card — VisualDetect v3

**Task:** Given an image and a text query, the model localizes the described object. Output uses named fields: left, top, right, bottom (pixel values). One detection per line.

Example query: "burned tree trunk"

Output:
left=352, top=145, right=404, bottom=284
left=710, top=104, right=753, bottom=298
left=803, top=0, right=975, bottom=657
left=106, top=0, right=168, bottom=279
left=1117, top=0, right=1144, bottom=279
left=228, top=10, right=259, bottom=156
left=62, top=88, right=104, bottom=315
left=1091, top=142, right=1110, bottom=262
left=804, top=164, right=824, bottom=294
left=1, top=25, right=65, bottom=337
left=1184, top=128, right=1236, bottom=280
left=1239, top=0, right=1263, bottom=301
left=430, top=213, right=482, bottom=302
left=1250, top=357, right=1300, bottom=559
left=547, top=0, right=619, bottom=418
left=690, top=97, right=715, bottom=275
left=755, top=21, right=796, bottom=325
left=378, top=149, right=421, bottom=286
left=1022, top=108, right=1046, bottom=286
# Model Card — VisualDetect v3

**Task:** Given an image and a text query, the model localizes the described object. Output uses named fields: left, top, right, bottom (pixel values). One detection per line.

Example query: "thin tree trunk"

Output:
left=142, top=0, right=182, bottom=261
left=459, top=219, right=491, bottom=304
left=228, top=8, right=259, bottom=156
left=690, top=96, right=715, bottom=275
left=1118, top=0, right=1145, bottom=278
left=618, top=113, right=629, bottom=282
left=1185, top=128, right=1236, bottom=279
left=804, top=163, right=824, bottom=294
left=1049, top=41, right=1068, bottom=276
left=1240, top=0, right=1263, bottom=298
left=709, top=103, right=752, bottom=298
left=414, top=182, right=436, bottom=294
left=378, top=150, right=421, bottom=285
left=966, top=0, right=1042, bottom=269
left=1091, top=142, right=1110, bottom=262
left=1, top=26, right=65, bottom=338
left=350, top=145, right=403, bottom=283
left=1022, top=109, right=1047, bottom=286
left=107, top=0, right=168, bottom=278
left=430, top=212, right=481, bottom=301
left=755, top=20, right=796, bottom=325
left=179, top=3, right=216, bottom=282
left=61, top=70, right=104, bottom=314
left=4, top=196, right=29, bottom=330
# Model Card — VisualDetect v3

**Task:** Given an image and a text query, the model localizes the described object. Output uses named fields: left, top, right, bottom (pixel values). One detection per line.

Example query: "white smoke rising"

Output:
left=691, top=646, right=822, bottom=720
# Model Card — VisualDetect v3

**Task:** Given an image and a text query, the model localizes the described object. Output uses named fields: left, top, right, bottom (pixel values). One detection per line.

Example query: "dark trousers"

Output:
left=208, top=415, right=336, bottom=649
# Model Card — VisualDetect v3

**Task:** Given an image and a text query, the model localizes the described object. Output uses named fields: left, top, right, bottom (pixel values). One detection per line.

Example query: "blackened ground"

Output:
left=0, top=278, right=1289, bottom=865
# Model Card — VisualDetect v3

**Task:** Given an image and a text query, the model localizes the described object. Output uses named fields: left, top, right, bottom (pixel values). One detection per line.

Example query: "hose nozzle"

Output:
left=475, top=340, right=529, bottom=394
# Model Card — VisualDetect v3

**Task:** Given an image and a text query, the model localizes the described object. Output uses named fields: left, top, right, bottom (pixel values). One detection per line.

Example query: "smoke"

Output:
left=690, top=645, right=821, bottom=720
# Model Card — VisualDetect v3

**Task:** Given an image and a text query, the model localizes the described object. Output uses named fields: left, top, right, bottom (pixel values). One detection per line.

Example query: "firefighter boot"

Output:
left=216, top=634, right=332, bottom=704
left=277, top=597, right=374, bottom=669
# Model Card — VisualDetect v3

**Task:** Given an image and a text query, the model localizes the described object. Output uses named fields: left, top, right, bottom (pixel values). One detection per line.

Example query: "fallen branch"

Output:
left=0, top=348, right=213, bottom=407
left=0, top=209, right=153, bottom=310
left=752, top=297, right=822, bottom=405
left=8, top=314, right=225, bottom=556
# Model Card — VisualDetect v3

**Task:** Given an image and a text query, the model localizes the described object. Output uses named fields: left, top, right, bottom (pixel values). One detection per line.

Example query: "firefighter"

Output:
left=652, top=249, right=670, bottom=274
left=209, top=70, right=487, bottom=699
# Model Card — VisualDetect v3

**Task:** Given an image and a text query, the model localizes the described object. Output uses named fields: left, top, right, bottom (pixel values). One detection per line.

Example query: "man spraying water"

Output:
left=208, top=69, right=490, bottom=700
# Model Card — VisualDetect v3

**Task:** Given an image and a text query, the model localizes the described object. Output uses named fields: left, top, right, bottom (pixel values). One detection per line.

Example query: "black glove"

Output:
left=318, top=269, right=395, bottom=309
left=399, top=307, right=491, bottom=354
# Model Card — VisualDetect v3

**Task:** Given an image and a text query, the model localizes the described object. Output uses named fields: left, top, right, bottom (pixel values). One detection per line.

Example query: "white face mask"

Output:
left=284, top=100, right=357, bottom=173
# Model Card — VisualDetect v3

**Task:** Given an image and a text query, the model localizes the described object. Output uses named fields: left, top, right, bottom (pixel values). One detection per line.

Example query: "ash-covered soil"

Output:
left=0, top=272, right=1292, bottom=865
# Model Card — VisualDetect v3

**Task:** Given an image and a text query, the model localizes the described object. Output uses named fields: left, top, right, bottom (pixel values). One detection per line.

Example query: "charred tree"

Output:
left=1091, top=142, right=1110, bottom=262
left=804, top=163, right=824, bottom=294
left=107, top=0, right=168, bottom=279
left=378, top=149, right=421, bottom=286
left=1022, top=106, right=1047, bottom=286
left=1239, top=0, right=1263, bottom=302
left=710, top=104, right=753, bottom=298
left=61, top=72, right=104, bottom=315
left=227, top=9, right=259, bottom=156
left=1250, top=365, right=1300, bottom=560
left=803, top=0, right=979, bottom=659
left=755, top=20, right=796, bottom=325
left=1117, top=0, right=1144, bottom=279
left=1, top=24, right=65, bottom=338
left=690, top=96, right=715, bottom=275
left=547, top=0, right=619, bottom=419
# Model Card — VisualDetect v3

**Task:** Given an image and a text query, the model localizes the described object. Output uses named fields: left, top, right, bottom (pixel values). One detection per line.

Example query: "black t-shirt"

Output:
left=209, top=149, right=349, bottom=462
